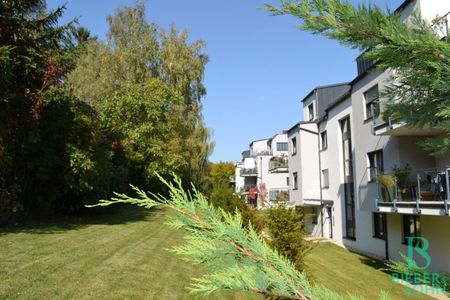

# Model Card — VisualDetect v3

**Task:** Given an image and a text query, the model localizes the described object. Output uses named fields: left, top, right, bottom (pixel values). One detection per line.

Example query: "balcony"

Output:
left=240, top=167, right=257, bottom=177
left=238, top=184, right=257, bottom=193
left=268, top=156, right=288, bottom=173
left=376, top=168, right=450, bottom=216
left=269, top=189, right=289, bottom=203
left=373, top=116, right=444, bottom=137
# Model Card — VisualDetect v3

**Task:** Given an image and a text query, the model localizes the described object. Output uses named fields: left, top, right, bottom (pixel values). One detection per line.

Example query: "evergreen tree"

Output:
left=266, top=0, right=450, bottom=156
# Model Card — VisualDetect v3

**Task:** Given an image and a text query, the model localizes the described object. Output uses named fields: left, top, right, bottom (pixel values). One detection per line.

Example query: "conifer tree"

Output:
left=266, top=0, right=450, bottom=155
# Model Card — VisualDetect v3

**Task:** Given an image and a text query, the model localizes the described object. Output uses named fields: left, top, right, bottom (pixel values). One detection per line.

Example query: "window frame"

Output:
left=308, top=103, right=314, bottom=121
left=291, top=137, right=297, bottom=156
left=368, top=150, right=384, bottom=182
left=320, top=131, right=328, bottom=151
left=293, top=172, right=298, bottom=190
left=276, top=142, right=288, bottom=152
left=402, top=215, right=421, bottom=246
left=322, top=169, right=329, bottom=189
left=364, top=85, right=380, bottom=121
left=373, top=212, right=386, bottom=240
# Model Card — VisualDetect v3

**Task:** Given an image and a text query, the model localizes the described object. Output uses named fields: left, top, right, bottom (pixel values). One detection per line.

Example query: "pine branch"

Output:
left=88, top=174, right=390, bottom=300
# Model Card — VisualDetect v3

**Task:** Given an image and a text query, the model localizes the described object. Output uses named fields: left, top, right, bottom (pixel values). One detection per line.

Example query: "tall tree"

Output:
left=266, top=0, right=450, bottom=156
left=67, top=2, right=213, bottom=187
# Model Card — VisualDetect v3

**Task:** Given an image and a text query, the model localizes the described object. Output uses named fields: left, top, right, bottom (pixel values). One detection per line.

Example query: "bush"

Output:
left=266, top=204, right=311, bottom=272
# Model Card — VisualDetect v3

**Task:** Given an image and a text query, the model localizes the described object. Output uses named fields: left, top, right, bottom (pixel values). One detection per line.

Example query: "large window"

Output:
left=364, top=85, right=380, bottom=120
left=368, top=150, right=384, bottom=182
left=276, top=142, right=288, bottom=151
left=341, top=117, right=356, bottom=240
left=308, top=103, right=314, bottom=121
left=293, top=172, right=298, bottom=190
left=403, top=215, right=421, bottom=245
left=320, top=131, right=328, bottom=150
left=373, top=213, right=386, bottom=240
left=322, top=169, right=329, bottom=189
left=291, top=138, right=297, bottom=156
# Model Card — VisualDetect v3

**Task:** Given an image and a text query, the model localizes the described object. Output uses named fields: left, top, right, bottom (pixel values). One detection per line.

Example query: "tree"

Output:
left=266, top=0, right=450, bottom=156
left=67, top=2, right=213, bottom=187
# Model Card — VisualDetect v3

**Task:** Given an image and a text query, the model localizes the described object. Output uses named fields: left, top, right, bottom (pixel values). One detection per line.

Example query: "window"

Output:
left=368, top=150, right=384, bottom=182
left=364, top=85, right=380, bottom=120
left=276, top=142, right=288, bottom=151
left=293, top=172, right=298, bottom=190
left=320, top=131, right=327, bottom=150
left=286, top=177, right=289, bottom=186
left=373, top=213, right=386, bottom=240
left=311, top=207, right=318, bottom=225
left=340, top=117, right=356, bottom=240
left=403, top=215, right=421, bottom=245
left=291, top=138, right=297, bottom=156
left=308, top=103, right=314, bottom=121
left=322, top=169, right=329, bottom=189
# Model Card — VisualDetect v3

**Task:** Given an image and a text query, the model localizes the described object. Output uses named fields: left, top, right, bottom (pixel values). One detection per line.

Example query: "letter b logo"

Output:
left=406, top=237, right=431, bottom=270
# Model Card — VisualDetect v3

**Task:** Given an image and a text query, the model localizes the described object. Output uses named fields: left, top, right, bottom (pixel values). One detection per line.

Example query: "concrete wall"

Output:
left=288, top=127, right=302, bottom=205
left=299, top=123, right=321, bottom=202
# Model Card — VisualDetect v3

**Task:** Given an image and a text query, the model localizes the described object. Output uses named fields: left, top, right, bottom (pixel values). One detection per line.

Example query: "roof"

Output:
left=324, top=90, right=352, bottom=113
left=301, top=82, right=350, bottom=103
left=286, top=121, right=317, bottom=135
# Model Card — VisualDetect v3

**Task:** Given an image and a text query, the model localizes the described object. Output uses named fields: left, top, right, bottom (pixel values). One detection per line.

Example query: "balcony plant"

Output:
left=392, top=164, right=411, bottom=195
left=376, top=173, right=395, bottom=202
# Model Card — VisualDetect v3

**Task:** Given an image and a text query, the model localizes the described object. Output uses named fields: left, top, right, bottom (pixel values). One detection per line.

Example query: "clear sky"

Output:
left=47, top=0, right=404, bottom=162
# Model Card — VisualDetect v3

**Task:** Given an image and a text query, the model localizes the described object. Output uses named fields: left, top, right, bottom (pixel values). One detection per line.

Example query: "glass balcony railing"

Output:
left=240, top=168, right=257, bottom=177
left=269, top=157, right=288, bottom=172
left=376, top=168, right=450, bottom=215
left=269, top=189, right=289, bottom=202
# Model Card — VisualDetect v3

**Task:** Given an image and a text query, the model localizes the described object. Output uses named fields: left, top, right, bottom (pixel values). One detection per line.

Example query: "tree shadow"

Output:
left=355, top=251, right=394, bottom=276
left=0, top=204, right=161, bottom=235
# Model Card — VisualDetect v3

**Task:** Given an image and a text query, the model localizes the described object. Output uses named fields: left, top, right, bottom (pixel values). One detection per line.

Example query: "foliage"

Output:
left=89, top=175, right=390, bottom=300
left=266, top=0, right=450, bottom=156
left=386, top=254, right=448, bottom=292
left=376, top=174, right=395, bottom=202
left=392, top=164, right=411, bottom=187
left=266, top=203, right=310, bottom=272
left=67, top=2, right=213, bottom=187
left=208, top=180, right=244, bottom=214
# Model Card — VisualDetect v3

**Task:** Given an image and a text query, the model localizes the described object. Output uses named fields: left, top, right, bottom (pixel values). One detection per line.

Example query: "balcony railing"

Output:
left=238, top=184, right=257, bottom=193
left=240, top=168, right=257, bottom=177
left=269, top=189, right=289, bottom=203
left=376, top=168, right=450, bottom=216
left=269, top=157, right=288, bottom=172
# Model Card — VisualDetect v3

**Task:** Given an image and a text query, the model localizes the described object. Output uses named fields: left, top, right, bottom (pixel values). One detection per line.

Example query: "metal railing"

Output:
left=240, top=168, right=257, bottom=176
left=376, top=168, right=449, bottom=214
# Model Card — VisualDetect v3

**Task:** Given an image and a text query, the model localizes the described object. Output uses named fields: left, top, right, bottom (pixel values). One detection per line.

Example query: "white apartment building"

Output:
left=235, top=132, right=290, bottom=207
left=287, top=0, right=450, bottom=273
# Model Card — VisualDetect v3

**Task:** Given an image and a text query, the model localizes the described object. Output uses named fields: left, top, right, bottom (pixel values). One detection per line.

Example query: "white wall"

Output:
left=319, top=97, right=352, bottom=244
left=299, top=123, right=321, bottom=202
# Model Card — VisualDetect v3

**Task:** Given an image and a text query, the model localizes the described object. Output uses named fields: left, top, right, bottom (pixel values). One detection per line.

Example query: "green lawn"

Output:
left=0, top=206, right=259, bottom=300
left=0, top=206, right=431, bottom=300
left=305, top=242, right=431, bottom=299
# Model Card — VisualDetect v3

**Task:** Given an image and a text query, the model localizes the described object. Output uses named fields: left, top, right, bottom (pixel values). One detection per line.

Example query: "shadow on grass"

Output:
left=355, top=252, right=394, bottom=276
left=0, top=204, right=161, bottom=235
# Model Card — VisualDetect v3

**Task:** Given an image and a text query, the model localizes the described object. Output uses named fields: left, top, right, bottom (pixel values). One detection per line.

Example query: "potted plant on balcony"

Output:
left=392, top=164, right=411, bottom=196
left=376, top=173, right=395, bottom=202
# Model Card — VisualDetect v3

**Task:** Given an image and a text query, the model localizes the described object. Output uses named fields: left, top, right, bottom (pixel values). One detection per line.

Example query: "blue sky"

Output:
left=47, top=0, right=404, bottom=162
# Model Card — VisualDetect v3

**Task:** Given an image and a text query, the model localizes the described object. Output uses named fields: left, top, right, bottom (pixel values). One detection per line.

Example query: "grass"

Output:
left=305, top=242, right=431, bottom=299
left=0, top=206, right=432, bottom=300
left=0, top=205, right=260, bottom=300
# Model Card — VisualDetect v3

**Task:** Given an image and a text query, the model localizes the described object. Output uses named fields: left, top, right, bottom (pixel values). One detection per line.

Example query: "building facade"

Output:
left=235, top=132, right=290, bottom=207
left=284, top=0, right=450, bottom=273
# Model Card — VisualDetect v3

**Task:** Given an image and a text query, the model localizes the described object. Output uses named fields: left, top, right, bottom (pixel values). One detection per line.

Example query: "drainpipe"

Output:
left=317, top=122, right=324, bottom=238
